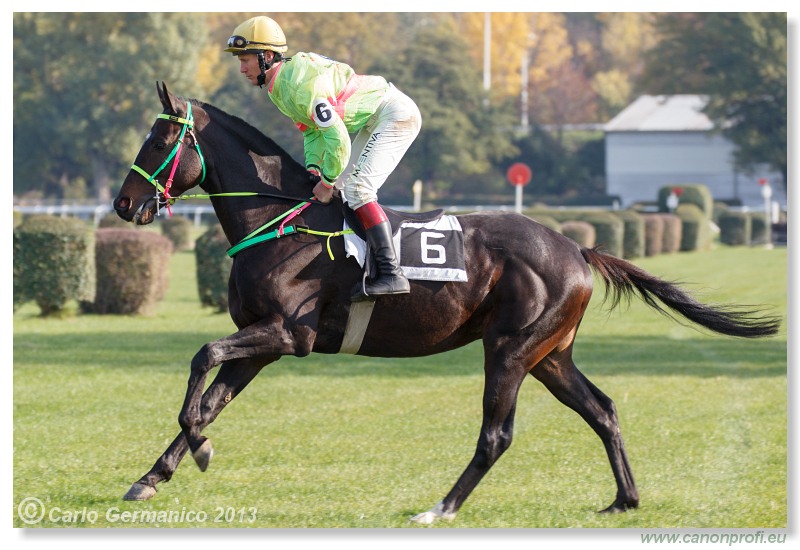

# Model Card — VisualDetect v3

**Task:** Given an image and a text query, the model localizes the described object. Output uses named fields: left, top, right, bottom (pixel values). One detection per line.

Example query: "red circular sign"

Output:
left=507, top=162, right=532, bottom=186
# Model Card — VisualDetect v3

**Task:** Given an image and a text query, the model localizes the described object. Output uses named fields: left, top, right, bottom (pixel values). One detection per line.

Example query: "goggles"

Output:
left=227, top=35, right=269, bottom=50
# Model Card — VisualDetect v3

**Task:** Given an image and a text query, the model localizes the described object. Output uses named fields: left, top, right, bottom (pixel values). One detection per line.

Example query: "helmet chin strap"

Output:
left=257, top=51, right=283, bottom=87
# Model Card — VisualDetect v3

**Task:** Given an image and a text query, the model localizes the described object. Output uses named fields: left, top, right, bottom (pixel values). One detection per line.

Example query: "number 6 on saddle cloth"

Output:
left=342, top=206, right=467, bottom=283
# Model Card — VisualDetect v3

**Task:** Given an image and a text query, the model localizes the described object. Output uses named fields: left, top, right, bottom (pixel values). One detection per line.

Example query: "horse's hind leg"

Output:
left=531, top=347, right=639, bottom=513
left=123, top=357, right=269, bottom=500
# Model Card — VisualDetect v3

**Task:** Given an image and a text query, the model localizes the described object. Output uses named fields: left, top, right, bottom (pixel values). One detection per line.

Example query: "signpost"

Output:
left=759, top=178, right=773, bottom=249
left=506, top=162, right=532, bottom=213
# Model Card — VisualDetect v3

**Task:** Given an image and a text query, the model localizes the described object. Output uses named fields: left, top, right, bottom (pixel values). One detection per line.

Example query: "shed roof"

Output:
left=604, top=94, right=713, bottom=132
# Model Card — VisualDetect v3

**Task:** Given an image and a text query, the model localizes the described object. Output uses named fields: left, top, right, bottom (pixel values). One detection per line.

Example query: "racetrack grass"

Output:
left=12, top=244, right=787, bottom=529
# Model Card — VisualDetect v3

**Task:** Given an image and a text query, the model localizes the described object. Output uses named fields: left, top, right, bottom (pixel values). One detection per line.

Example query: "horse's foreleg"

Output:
left=411, top=350, right=527, bottom=524
left=124, top=358, right=269, bottom=500
left=531, top=350, right=639, bottom=513
left=179, top=319, right=308, bottom=470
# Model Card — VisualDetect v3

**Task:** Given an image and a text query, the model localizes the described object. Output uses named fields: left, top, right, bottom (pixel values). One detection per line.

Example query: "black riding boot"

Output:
left=352, top=221, right=410, bottom=301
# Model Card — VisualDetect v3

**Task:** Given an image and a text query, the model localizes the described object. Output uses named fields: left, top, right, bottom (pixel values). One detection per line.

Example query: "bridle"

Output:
left=130, top=101, right=206, bottom=217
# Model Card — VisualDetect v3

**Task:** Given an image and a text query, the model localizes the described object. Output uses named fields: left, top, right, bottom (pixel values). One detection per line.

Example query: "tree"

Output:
left=14, top=13, right=210, bottom=201
left=640, top=13, right=787, bottom=185
left=371, top=16, right=517, bottom=200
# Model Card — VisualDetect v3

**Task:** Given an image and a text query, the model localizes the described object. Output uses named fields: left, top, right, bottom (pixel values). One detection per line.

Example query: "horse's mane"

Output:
left=189, top=98, right=306, bottom=174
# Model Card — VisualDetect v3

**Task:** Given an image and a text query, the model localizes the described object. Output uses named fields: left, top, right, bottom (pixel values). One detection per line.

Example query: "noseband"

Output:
left=130, top=102, right=207, bottom=216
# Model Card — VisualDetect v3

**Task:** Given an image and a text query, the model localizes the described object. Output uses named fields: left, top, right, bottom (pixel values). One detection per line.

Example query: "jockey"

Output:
left=225, top=15, right=422, bottom=301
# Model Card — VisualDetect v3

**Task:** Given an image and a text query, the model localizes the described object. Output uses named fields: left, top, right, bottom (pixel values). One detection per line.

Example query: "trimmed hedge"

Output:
left=161, top=215, right=194, bottom=252
left=526, top=213, right=563, bottom=234
left=718, top=211, right=752, bottom=246
left=91, top=229, right=173, bottom=315
left=659, top=213, right=683, bottom=254
left=750, top=212, right=770, bottom=245
left=98, top=213, right=132, bottom=229
left=642, top=214, right=664, bottom=256
left=534, top=210, right=624, bottom=256
left=675, top=204, right=712, bottom=252
left=658, top=184, right=714, bottom=217
left=612, top=210, right=645, bottom=259
left=571, top=212, right=624, bottom=257
left=195, top=224, right=232, bottom=313
left=560, top=220, right=596, bottom=248
left=13, top=215, right=95, bottom=316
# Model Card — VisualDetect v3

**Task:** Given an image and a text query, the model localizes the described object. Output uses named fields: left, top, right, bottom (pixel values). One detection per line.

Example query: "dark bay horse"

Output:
left=113, top=82, right=779, bottom=524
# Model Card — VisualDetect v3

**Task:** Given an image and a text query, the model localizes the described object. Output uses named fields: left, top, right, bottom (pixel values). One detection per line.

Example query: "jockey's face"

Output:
left=237, top=53, right=262, bottom=86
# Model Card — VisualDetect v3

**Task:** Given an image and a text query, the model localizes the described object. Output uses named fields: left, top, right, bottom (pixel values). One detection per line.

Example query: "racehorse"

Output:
left=113, top=82, right=779, bottom=524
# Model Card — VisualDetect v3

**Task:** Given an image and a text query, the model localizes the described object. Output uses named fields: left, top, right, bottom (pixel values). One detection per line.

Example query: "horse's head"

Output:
left=114, top=82, right=207, bottom=225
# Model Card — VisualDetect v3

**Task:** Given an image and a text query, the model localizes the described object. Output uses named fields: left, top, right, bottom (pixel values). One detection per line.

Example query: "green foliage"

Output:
left=642, top=214, right=663, bottom=256
left=195, top=224, right=232, bottom=313
left=161, top=216, right=194, bottom=252
left=659, top=213, right=683, bottom=254
left=611, top=209, right=645, bottom=259
left=658, top=184, right=714, bottom=217
left=13, top=12, right=209, bottom=200
left=91, top=229, right=173, bottom=315
left=97, top=213, right=132, bottom=229
left=573, top=212, right=624, bottom=257
left=675, top=204, right=712, bottom=252
left=525, top=213, right=562, bottom=234
left=642, top=13, right=787, bottom=183
left=370, top=17, right=517, bottom=198
left=13, top=215, right=95, bottom=316
left=560, top=220, right=596, bottom=248
left=750, top=212, right=770, bottom=245
left=718, top=211, right=752, bottom=246
left=509, top=127, right=606, bottom=200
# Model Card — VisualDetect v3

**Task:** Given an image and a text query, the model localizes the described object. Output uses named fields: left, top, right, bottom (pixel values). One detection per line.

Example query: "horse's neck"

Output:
left=201, top=130, right=311, bottom=246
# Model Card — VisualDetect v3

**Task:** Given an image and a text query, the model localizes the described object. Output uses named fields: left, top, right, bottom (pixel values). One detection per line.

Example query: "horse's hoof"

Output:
left=192, top=439, right=214, bottom=472
left=123, top=482, right=157, bottom=501
left=598, top=499, right=638, bottom=514
left=409, top=501, right=456, bottom=525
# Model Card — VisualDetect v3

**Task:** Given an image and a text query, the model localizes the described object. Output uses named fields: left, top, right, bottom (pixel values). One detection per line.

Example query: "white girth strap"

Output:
left=339, top=300, right=377, bottom=354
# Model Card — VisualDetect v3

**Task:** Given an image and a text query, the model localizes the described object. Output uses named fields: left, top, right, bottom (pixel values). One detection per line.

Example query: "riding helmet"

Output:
left=225, top=16, right=288, bottom=55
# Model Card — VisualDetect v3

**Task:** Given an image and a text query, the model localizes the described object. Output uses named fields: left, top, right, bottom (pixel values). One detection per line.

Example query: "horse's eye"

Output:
left=153, top=140, right=167, bottom=152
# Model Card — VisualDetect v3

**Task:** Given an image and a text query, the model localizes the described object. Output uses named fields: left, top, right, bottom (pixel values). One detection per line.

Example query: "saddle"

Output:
left=342, top=203, right=444, bottom=240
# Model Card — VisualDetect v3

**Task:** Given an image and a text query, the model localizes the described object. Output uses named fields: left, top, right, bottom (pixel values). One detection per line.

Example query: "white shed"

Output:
left=604, top=95, right=785, bottom=208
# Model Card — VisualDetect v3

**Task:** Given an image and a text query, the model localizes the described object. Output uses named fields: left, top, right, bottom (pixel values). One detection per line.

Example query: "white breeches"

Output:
left=339, top=84, right=421, bottom=210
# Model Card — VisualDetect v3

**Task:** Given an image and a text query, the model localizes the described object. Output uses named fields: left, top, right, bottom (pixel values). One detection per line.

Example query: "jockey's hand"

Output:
left=307, top=169, right=322, bottom=185
left=312, top=180, right=335, bottom=204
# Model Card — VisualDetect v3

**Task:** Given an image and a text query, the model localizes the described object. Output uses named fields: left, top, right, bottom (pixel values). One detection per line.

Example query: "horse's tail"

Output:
left=580, top=247, right=780, bottom=338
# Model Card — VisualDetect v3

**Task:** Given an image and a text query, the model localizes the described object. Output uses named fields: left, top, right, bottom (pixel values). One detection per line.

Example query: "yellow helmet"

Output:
left=225, top=16, right=288, bottom=55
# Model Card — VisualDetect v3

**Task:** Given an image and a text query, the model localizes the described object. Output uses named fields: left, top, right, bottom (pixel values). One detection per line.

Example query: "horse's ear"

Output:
left=156, top=81, right=176, bottom=113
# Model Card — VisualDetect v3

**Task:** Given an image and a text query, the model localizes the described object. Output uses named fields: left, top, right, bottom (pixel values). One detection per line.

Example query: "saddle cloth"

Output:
left=343, top=215, right=468, bottom=282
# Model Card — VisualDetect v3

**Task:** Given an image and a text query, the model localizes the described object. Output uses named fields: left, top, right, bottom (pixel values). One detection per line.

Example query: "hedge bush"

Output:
left=526, top=213, right=563, bottom=234
left=537, top=210, right=624, bottom=257
left=161, top=215, right=194, bottom=252
left=195, top=224, right=232, bottom=313
left=658, top=184, right=714, bottom=217
left=572, top=212, right=624, bottom=257
left=750, top=212, right=770, bottom=245
left=642, top=214, right=664, bottom=256
left=675, top=203, right=712, bottom=252
left=560, top=221, right=596, bottom=248
left=91, top=229, right=173, bottom=315
left=13, top=215, right=95, bottom=316
left=718, top=211, right=752, bottom=246
left=612, top=210, right=645, bottom=259
left=659, top=213, right=683, bottom=254
left=98, top=213, right=132, bottom=229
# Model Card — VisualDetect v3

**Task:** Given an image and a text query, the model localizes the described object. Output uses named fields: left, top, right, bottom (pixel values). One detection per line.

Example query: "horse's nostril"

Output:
left=114, top=197, right=131, bottom=213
